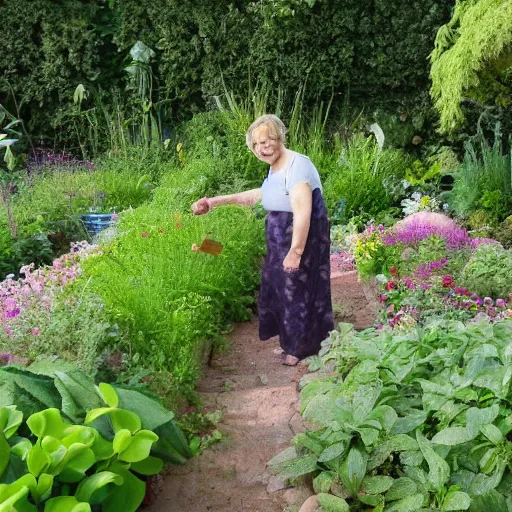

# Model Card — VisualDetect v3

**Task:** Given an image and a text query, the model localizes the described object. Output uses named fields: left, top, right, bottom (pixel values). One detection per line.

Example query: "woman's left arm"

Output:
left=283, top=182, right=312, bottom=272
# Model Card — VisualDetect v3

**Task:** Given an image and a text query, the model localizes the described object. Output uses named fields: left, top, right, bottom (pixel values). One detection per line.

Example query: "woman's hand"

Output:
left=191, top=197, right=210, bottom=215
left=283, top=250, right=301, bottom=273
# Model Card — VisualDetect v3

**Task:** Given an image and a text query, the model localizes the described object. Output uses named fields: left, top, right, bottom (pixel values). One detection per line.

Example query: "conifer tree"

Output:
left=430, top=0, right=512, bottom=133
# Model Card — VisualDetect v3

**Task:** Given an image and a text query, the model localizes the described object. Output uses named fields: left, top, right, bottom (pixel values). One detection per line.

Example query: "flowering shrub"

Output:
left=376, top=265, right=510, bottom=330
left=0, top=241, right=103, bottom=365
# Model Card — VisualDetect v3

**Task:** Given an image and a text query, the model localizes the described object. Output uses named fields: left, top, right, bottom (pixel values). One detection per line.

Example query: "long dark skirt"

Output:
left=258, top=188, right=334, bottom=359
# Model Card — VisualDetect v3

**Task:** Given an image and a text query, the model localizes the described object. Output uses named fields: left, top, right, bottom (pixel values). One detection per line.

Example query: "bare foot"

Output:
left=282, top=354, right=300, bottom=366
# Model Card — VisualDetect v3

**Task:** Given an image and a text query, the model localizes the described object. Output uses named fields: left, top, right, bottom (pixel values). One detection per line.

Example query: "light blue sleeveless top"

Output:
left=260, top=151, right=323, bottom=212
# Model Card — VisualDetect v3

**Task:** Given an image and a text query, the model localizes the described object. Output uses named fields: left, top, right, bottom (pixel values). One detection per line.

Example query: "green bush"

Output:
left=460, top=243, right=512, bottom=299
left=323, top=135, right=411, bottom=221
left=447, top=129, right=512, bottom=224
left=83, top=203, right=264, bottom=389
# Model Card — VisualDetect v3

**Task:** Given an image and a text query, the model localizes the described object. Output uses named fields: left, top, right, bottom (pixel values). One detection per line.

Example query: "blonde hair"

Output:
left=245, top=114, right=287, bottom=149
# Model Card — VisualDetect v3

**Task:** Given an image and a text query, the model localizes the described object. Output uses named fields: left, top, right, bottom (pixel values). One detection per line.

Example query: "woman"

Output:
left=192, top=114, right=334, bottom=365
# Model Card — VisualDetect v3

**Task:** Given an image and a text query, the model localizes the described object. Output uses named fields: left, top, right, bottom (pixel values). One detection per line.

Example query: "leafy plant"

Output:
left=269, top=318, right=512, bottom=510
left=460, top=243, right=512, bottom=299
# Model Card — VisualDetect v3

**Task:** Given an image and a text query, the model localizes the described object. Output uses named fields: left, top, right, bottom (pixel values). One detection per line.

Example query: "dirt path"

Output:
left=147, top=271, right=376, bottom=512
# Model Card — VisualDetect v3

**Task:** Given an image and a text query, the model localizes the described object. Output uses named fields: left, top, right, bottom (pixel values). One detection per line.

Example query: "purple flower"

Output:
left=5, top=307, right=20, bottom=319
left=496, top=298, right=506, bottom=308
left=0, top=353, right=13, bottom=366
left=483, top=297, right=494, bottom=306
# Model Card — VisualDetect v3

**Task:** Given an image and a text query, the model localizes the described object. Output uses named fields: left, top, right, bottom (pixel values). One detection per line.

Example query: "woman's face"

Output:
left=251, top=124, right=284, bottom=166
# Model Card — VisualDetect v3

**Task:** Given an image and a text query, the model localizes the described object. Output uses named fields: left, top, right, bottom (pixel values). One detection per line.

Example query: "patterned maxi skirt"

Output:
left=258, top=188, right=335, bottom=359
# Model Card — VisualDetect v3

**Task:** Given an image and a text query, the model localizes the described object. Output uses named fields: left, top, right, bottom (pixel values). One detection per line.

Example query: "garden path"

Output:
left=147, top=271, right=375, bottom=512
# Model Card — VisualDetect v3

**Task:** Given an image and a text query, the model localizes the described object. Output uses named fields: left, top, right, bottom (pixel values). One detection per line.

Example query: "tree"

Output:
left=430, top=0, right=512, bottom=134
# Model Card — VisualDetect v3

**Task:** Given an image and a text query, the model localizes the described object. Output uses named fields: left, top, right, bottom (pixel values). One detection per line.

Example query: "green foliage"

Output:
left=460, top=243, right=512, bottom=299
left=430, top=0, right=512, bottom=133
left=270, top=318, right=512, bottom=509
left=0, top=367, right=192, bottom=463
left=0, top=379, right=185, bottom=512
left=0, top=0, right=453, bottom=150
left=323, top=135, right=412, bottom=222
left=447, top=128, right=512, bottom=223
left=82, top=203, right=264, bottom=388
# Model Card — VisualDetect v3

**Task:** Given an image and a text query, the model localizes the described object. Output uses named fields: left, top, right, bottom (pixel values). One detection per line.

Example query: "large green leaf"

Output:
left=53, top=372, right=103, bottom=424
left=75, top=471, right=123, bottom=503
left=360, top=475, right=393, bottom=495
left=432, top=426, right=474, bottom=446
left=117, top=430, right=158, bottom=463
left=313, top=471, right=335, bottom=493
left=102, top=462, right=145, bottom=512
left=385, top=477, right=418, bottom=501
left=468, top=462, right=506, bottom=496
left=469, top=489, right=509, bottom=512
left=0, top=434, right=10, bottom=477
left=317, top=493, right=350, bottom=511
left=44, top=496, right=91, bottom=512
left=276, top=454, right=319, bottom=480
left=318, top=442, right=345, bottom=463
left=385, top=493, right=425, bottom=511
left=152, top=420, right=192, bottom=462
left=27, top=444, right=51, bottom=477
left=98, top=384, right=119, bottom=408
left=55, top=445, right=96, bottom=483
left=442, top=490, right=471, bottom=510
left=416, top=431, right=450, bottom=491
left=85, top=408, right=141, bottom=434
left=114, top=388, right=174, bottom=431
left=367, top=434, right=418, bottom=470
left=0, top=368, right=61, bottom=419
left=339, top=447, right=366, bottom=496
left=130, top=456, right=163, bottom=476
left=35, top=474, right=54, bottom=504
left=0, top=406, right=23, bottom=439
left=27, top=409, right=70, bottom=440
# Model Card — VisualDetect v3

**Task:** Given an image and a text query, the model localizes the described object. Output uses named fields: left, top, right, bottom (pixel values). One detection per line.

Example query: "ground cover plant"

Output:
left=269, top=317, right=512, bottom=511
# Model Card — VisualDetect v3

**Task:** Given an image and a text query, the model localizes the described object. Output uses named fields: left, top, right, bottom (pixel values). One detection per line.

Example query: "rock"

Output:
left=258, top=374, right=269, bottom=386
left=288, top=411, right=305, bottom=436
left=299, top=495, right=319, bottom=512
left=266, top=476, right=290, bottom=493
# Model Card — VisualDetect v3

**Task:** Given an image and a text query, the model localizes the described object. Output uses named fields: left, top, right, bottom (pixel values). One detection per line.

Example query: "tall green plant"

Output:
left=447, top=125, right=512, bottom=222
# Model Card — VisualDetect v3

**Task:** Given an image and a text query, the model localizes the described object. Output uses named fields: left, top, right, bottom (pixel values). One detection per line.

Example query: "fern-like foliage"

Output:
left=430, top=0, right=512, bottom=133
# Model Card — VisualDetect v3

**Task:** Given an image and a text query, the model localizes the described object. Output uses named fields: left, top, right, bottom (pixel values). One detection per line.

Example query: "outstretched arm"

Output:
left=192, top=188, right=261, bottom=215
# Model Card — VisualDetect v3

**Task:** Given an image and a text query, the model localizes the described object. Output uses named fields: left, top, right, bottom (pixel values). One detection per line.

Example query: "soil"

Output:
left=146, top=271, right=376, bottom=512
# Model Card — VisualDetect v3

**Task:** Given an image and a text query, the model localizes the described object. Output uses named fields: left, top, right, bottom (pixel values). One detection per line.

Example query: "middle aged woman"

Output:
left=192, top=114, right=334, bottom=366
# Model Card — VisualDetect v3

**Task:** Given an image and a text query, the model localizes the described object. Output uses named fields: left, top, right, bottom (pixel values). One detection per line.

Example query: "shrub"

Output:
left=460, top=243, right=512, bottom=299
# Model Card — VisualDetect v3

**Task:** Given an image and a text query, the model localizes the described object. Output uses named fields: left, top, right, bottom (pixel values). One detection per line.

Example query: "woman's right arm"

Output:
left=192, top=188, right=261, bottom=215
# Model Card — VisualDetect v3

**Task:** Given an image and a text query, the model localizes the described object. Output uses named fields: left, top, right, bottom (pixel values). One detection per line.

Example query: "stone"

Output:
left=298, top=495, right=319, bottom=512
left=266, top=476, right=290, bottom=493
left=258, top=374, right=269, bottom=386
left=288, top=411, right=305, bottom=436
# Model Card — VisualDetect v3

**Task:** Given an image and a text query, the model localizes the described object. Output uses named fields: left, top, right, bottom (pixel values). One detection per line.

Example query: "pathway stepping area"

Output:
left=147, top=271, right=375, bottom=512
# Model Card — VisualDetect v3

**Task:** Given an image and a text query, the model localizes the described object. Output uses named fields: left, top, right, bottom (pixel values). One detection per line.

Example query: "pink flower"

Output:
left=4, top=298, right=16, bottom=310
left=496, top=299, right=506, bottom=308
left=31, top=327, right=40, bottom=336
